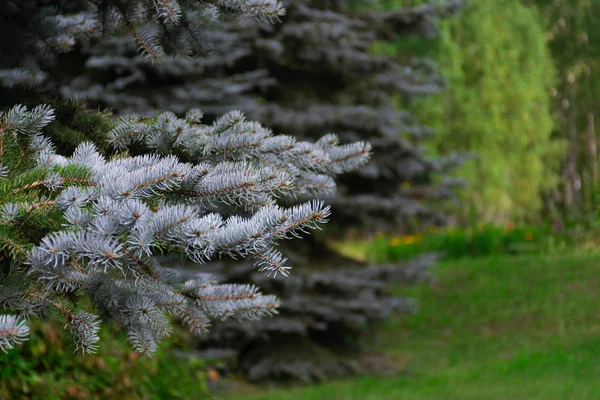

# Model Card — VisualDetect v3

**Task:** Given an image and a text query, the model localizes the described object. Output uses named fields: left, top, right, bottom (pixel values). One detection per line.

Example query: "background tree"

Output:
left=532, top=0, right=600, bottom=220
left=56, top=0, right=464, bottom=234
left=403, top=0, right=560, bottom=225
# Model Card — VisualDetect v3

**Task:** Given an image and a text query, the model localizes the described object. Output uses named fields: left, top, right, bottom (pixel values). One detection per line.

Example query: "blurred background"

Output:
left=2, top=0, right=600, bottom=399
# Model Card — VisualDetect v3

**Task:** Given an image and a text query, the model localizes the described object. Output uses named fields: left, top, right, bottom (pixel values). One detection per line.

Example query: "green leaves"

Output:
left=410, top=0, right=558, bottom=224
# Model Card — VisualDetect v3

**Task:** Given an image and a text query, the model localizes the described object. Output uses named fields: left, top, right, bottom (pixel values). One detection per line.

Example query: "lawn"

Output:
left=228, top=251, right=600, bottom=400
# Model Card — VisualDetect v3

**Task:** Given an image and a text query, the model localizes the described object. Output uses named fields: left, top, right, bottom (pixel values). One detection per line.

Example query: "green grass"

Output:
left=229, top=251, right=600, bottom=400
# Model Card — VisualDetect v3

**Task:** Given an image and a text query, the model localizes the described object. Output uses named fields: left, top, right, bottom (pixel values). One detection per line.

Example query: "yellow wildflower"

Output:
left=403, top=235, right=416, bottom=245
left=525, top=232, right=534, bottom=241
left=505, top=221, right=516, bottom=232
left=390, top=237, right=401, bottom=247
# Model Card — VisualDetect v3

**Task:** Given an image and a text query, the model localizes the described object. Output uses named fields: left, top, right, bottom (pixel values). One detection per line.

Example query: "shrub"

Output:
left=368, top=223, right=547, bottom=262
left=0, top=320, right=208, bottom=400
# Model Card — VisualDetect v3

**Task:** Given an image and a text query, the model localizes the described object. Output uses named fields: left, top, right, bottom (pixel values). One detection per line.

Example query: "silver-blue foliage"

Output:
left=0, top=104, right=370, bottom=355
left=0, top=315, right=30, bottom=353
left=1, top=0, right=286, bottom=88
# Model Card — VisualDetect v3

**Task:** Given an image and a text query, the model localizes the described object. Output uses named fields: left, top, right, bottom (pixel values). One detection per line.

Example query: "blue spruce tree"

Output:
left=0, top=0, right=464, bottom=382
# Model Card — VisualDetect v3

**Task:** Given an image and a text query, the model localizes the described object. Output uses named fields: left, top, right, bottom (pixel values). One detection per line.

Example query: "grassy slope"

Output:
left=229, top=251, right=600, bottom=400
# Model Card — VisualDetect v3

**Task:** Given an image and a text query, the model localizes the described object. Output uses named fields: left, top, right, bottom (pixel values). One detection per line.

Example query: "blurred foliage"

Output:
left=0, top=321, right=209, bottom=400
left=370, top=0, right=600, bottom=226
left=366, top=223, right=548, bottom=262
left=365, top=204, right=600, bottom=262
left=533, top=0, right=600, bottom=219
left=407, top=0, right=560, bottom=225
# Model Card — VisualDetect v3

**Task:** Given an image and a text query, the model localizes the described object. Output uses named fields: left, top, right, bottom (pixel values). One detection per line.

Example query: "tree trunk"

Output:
left=563, top=85, right=580, bottom=216
left=587, top=112, right=597, bottom=183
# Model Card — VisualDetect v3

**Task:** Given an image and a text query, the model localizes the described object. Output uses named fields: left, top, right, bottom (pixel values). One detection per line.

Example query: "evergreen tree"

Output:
left=41, top=0, right=464, bottom=381
left=1, top=0, right=464, bottom=381
left=0, top=1, right=371, bottom=356
left=0, top=0, right=285, bottom=87
left=55, top=0, right=464, bottom=234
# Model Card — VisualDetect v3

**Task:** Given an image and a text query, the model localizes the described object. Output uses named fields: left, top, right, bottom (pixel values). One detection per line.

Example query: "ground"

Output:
left=228, top=251, right=600, bottom=400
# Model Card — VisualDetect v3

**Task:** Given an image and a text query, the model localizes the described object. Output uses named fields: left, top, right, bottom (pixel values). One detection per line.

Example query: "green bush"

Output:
left=368, top=224, right=547, bottom=262
left=0, top=321, right=209, bottom=400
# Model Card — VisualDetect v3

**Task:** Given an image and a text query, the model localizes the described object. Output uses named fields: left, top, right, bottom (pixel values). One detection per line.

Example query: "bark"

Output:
left=587, top=112, right=596, bottom=184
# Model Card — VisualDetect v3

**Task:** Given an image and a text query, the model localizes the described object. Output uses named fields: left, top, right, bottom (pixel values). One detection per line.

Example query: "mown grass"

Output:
left=229, top=251, right=600, bottom=400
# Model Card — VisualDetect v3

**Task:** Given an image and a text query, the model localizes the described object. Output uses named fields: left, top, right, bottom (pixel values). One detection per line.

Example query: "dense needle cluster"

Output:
left=0, top=104, right=370, bottom=355
left=0, top=0, right=286, bottom=87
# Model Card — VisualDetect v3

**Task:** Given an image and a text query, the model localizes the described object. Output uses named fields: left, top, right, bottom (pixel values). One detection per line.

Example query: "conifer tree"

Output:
left=0, top=0, right=286, bottom=87
left=1, top=0, right=462, bottom=382
left=45, top=0, right=462, bottom=381
left=55, top=0, right=463, bottom=233
left=0, top=0, right=371, bottom=356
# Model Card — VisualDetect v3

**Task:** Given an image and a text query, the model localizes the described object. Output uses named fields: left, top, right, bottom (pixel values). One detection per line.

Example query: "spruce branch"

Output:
left=0, top=103, right=370, bottom=355
left=2, top=0, right=290, bottom=88
left=0, top=315, right=30, bottom=353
